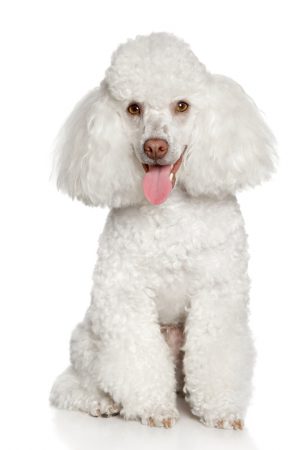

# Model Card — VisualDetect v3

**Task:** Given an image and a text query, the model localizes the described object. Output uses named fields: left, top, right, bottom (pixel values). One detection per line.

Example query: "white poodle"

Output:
left=50, top=33, right=276, bottom=429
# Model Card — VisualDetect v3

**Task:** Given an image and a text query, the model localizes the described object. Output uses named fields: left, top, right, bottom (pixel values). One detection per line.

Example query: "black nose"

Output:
left=143, top=139, right=168, bottom=160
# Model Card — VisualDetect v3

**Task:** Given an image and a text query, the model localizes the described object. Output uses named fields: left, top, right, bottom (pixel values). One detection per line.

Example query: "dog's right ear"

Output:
left=182, top=74, right=277, bottom=197
left=53, top=82, right=143, bottom=208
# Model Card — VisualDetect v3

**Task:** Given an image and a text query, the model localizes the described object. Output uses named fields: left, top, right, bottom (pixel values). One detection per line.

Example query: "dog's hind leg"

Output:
left=49, top=366, right=120, bottom=417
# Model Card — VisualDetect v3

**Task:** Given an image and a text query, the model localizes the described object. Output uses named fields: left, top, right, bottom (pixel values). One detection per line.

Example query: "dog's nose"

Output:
left=143, top=139, right=168, bottom=160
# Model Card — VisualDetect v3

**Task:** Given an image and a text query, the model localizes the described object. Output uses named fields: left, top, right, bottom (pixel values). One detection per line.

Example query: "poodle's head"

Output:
left=55, top=33, right=276, bottom=208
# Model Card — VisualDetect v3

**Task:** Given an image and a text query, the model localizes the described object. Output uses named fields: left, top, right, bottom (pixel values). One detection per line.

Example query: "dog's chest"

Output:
left=104, top=192, right=241, bottom=324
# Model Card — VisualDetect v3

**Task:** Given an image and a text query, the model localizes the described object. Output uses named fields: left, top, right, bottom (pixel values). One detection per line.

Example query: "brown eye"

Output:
left=127, top=103, right=141, bottom=115
left=176, top=101, right=189, bottom=112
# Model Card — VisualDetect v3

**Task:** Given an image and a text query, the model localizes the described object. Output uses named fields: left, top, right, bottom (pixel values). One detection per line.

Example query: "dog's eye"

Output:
left=176, top=101, right=189, bottom=112
left=127, top=103, right=141, bottom=115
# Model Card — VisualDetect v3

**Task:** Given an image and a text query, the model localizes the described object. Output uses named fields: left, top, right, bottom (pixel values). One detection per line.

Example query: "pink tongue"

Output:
left=143, top=165, right=173, bottom=205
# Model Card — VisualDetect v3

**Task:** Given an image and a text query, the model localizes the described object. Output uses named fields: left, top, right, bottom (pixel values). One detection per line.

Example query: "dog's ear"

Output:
left=53, top=82, right=143, bottom=207
left=181, top=74, right=277, bottom=197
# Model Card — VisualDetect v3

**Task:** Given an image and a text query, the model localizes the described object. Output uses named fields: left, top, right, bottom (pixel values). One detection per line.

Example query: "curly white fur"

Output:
left=50, top=33, right=276, bottom=429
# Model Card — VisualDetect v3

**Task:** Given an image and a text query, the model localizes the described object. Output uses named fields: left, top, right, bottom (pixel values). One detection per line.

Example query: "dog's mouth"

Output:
left=141, top=147, right=187, bottom=205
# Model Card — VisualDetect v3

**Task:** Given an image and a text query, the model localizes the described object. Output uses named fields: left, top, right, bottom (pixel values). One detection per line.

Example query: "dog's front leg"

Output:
left=183, top=282, right=255, bottom=430
left=87, top=284, right=178, bottom=427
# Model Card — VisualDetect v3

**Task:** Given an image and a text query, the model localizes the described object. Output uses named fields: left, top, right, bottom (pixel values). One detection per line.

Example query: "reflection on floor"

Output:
left=51, top=397, right=258, bottom=450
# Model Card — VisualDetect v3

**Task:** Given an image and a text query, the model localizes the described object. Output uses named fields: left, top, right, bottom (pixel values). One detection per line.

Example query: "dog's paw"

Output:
left=140, top=408, right=179, bottom=428
left=88, top=396, right=120, bottom=418
left=199, top=414, right=244, bottom=430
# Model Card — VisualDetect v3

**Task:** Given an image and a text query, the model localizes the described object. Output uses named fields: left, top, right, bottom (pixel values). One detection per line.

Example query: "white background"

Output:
left=0, top=1, right=299, bottom=449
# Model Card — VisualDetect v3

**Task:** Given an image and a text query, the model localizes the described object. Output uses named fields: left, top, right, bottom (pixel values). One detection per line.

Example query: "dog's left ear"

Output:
left=53, top=81, right=143, bottom=207
left=182, top=74, right=277, bottom=197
